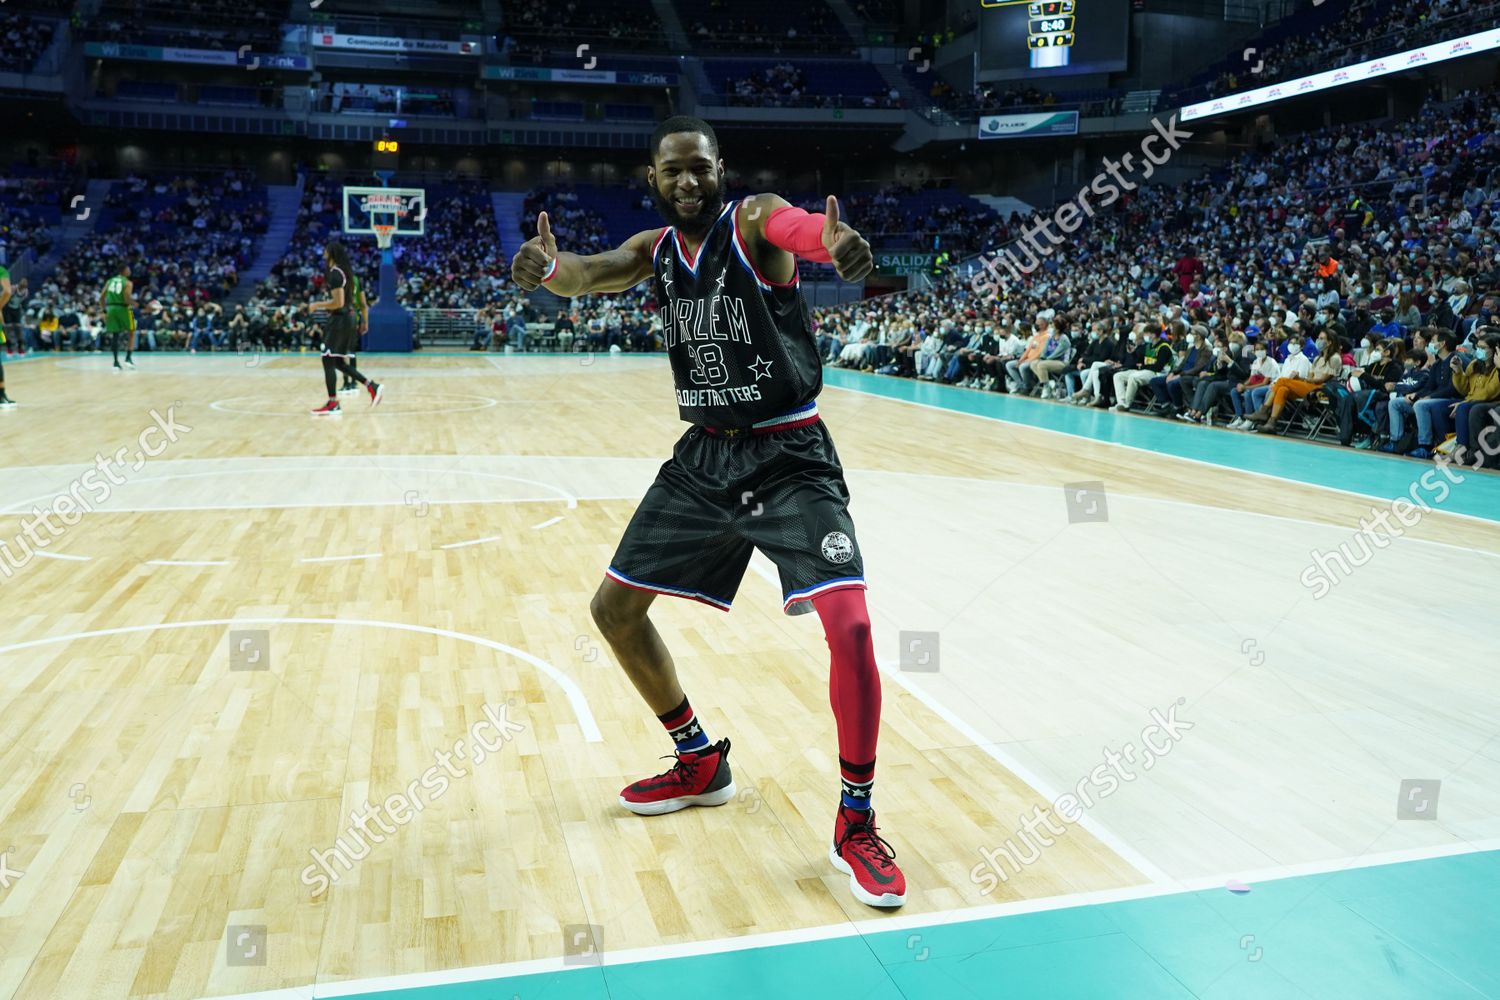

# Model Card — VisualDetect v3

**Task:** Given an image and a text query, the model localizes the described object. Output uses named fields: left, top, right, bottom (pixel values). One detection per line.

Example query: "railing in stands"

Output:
left=412, top=308, right=479, bottom=345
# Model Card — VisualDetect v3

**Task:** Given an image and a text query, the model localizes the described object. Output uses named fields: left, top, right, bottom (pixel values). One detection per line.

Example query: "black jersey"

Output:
left=652, top=200, right=822, bottom=428
left=325, top=265, right=353, bottom=316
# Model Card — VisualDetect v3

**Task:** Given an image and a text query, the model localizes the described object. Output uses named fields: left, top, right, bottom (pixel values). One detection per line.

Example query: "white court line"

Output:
left=531, top=516, right=563, bottom=530
left=211, top=396, right=499, bottom=418
left=194, top=835, right=1500, bottom=1000
left=30, top=550, right=91, bottom=562
left=825, top=383, right=1500, bottom=528
left=300, top=553, right=382, bottom=564
left=744, top=558, right=1172, bottom=888
left=0, top=464, right=581, bottom=516
left=0, top=617, right=601, bottom=743
left=439, top=535, right=504, bottom=550
left=145, top=559, right=230, bottom=567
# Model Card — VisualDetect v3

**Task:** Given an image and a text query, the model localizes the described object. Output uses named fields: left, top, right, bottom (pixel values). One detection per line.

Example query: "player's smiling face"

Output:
left=649, top=132, right=724, bottom=237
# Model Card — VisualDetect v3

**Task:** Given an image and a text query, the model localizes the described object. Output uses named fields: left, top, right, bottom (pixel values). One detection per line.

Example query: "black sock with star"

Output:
left=658, top=696, right=711, bottom=754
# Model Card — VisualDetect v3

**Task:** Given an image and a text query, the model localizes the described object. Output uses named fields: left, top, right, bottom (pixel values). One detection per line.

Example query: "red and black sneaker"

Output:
left=830, top=806, right=906, bottom=908
left=311, top=400, right=341, bottom=416
left=368, top=381, right=384, bottom=407
left=619, top=738, right=736, bottom=816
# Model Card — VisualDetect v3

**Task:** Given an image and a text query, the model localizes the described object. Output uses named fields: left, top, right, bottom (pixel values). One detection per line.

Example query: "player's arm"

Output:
left=125, top=279, right=135, bottom=310
left=310, top=284, right=345, bottom=313
left=511, top=211, right=659, bottom=296
left=737, top=193, right=873, bottom=283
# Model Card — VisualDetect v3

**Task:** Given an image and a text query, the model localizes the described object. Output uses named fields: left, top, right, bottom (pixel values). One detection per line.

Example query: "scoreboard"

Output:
left=1025, top=1, right=1076, bottom=68
left=981, top=0, right=1077, bottom=67
left=978, top=0, right=1128, bottom=79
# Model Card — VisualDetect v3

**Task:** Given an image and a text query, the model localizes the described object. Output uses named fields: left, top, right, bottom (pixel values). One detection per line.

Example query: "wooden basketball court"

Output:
left=2, top=352, right=1497, bottom=999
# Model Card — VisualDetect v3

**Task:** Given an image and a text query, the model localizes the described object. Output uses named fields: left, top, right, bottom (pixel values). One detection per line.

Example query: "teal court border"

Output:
left=14, top=352, right=1497, bottom=997
left=331, top=850, right=1500, bottom=1000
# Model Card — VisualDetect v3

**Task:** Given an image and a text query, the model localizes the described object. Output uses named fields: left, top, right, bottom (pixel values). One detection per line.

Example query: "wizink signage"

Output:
left=482, top=66, right=678, bottom=87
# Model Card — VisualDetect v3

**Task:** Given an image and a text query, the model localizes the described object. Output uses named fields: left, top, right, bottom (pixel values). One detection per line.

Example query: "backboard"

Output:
left=343, top=186, right=426, bottom=248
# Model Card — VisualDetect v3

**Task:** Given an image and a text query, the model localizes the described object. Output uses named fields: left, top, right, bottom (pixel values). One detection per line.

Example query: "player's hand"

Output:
left=511, top=211, right=558, bottom=291
left=821, top=196, right=873, bottom=282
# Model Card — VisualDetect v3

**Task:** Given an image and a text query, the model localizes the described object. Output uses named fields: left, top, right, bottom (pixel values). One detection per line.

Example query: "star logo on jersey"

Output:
left=747, top=356, right=773, bottom=381
left=714, top=269, right=728, bottom=292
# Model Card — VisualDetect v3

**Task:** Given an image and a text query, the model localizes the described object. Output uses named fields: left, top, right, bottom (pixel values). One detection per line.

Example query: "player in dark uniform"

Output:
left=340, top=274, right=371, bottom=394
left=0, top=263, right=15, bottom=407
left=308, top=241, right=383, bottom=415
left=511, top=116, right=905, bottom=908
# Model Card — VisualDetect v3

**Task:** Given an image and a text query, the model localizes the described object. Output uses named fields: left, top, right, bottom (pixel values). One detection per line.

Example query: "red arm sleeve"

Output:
left=763, top=205, right=834, bottom=263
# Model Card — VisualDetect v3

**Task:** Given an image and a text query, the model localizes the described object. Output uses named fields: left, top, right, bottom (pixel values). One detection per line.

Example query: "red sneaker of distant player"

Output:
left=830, top=806, right=906, bottom=908
left=619, top=738, right=736, bottom=816
left=311, top=400, right=341, bottom=416
left=368, top=381, right=384, bottom=407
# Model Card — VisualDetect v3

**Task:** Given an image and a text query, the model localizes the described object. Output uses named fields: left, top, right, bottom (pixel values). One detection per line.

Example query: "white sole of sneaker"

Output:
left=828, top=845, right=906, bottom=908
left=371, top=384, right=385, bottom=408
left=619, top=779, right=736, bottom=816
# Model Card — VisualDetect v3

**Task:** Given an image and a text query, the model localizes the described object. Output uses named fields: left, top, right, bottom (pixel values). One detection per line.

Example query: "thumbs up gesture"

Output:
left=536, top=211, right=558, bottom=258
left=820, top=196, right=873, bottom=282
left=512, top=210, right=558, bottom=290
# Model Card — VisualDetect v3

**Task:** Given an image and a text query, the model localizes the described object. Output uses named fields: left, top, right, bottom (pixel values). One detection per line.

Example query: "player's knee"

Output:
left=830, top=615, right=872, bottom=657
left=817, top=591, right=873, bottom=655
left=590, top=581, right=646, bottom=638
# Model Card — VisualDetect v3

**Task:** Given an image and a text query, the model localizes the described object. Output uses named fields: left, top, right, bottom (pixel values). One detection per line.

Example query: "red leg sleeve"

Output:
left=813, top=586, right=881, bottom=767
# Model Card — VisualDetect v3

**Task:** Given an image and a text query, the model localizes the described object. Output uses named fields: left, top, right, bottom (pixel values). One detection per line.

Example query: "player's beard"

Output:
left=651, top=184, right=724, bottom=238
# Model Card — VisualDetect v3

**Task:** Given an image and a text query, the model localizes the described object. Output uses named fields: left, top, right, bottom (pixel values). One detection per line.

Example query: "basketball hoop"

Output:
left=373, top=223, right=396, bottom=249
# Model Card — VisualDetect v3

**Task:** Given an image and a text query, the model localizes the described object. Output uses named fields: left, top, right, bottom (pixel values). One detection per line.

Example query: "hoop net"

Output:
left=372, top=223, right=397, bottom=249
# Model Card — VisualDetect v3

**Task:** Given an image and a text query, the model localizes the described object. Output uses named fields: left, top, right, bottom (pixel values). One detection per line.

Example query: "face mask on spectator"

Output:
left=1478, top=347, right=1492, bottom=363
left=1427, top=342, right=1440, bottom=356
left=1255, top=348, right=1267, bottom=359
left=1360, top=338, right=1372, bottom=349
left=1369, top=350, right=1383, bottom=362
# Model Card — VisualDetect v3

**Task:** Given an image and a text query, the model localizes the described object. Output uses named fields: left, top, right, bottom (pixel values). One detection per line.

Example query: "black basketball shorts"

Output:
left=322, top=314, right=360, bottom=357
left=607, top=415, right=866, bottom=616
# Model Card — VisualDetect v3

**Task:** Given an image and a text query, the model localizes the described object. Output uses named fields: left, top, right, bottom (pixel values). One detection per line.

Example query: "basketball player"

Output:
left=340, top=272, right=371, bottom=394
left=309, top=241, right=383, bottom=415
left=511, top=116, right=904, bottom=908
left=102, top=263, right=137, bottom=371
left=0, top=263, right=14, bottom=407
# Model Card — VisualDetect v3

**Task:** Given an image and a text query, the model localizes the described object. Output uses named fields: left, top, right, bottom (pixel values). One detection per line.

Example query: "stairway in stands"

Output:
left=972, top=194, right=1034, bottom=221
left=493, top=189, right=568, bottom=313
left=492, top=191, right=527, bottom=263
left=225, top=176, right=305, bottom=306
left=28, top=178, right=112, bottom=279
